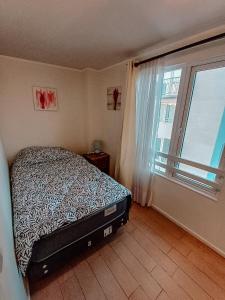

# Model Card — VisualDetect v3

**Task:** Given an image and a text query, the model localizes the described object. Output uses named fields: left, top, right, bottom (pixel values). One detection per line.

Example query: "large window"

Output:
left=155, top=60, right=225, bottom=196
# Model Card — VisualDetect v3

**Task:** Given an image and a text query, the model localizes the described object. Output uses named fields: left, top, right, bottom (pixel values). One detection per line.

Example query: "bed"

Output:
left=11, top=146, right=131, bottom=280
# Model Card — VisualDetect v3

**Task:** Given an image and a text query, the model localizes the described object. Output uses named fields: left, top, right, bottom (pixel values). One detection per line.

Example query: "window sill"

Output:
left=154, top=171, right=218, bottom=202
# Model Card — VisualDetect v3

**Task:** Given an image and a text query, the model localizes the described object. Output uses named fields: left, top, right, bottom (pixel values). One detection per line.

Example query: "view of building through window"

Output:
left=156, top=68, right=182, bottom=169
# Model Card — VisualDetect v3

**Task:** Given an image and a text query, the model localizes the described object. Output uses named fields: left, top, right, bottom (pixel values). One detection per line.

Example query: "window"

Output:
left=160, top=104, right=176, bottom=123
left=154, top=60, right=225, bottom=196
left=162, top=138, right=170, bottom=153
left=162, top=69, right=181, bottom=98
left=179, top=64, right=225, bottom=180
left=155, top=67, right=182, bottom=171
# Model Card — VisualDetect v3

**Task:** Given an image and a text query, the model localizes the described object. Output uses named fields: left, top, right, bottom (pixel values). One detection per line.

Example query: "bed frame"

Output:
left=27, top=195, right=131, bottom=281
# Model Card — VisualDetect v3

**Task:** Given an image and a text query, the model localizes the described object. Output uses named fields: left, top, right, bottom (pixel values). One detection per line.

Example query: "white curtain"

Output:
left=133, top=60, right=163, bottom=206
left=116, top=61, right=137, bottom=190
left=117, top=59, right=163, bottom=206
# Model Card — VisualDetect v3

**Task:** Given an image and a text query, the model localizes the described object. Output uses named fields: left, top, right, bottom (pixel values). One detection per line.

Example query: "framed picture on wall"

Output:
left=107, top=86, right=122, bottom=110
left=33, top=87, right=58, bottom=111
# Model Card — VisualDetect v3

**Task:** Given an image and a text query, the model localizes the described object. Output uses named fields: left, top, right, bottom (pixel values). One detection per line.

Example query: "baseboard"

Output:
left=152, top=204, right=225, bottom=259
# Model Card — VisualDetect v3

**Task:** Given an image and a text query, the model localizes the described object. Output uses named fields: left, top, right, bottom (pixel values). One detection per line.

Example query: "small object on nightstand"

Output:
left=91, top=140, right=103, bottom=153
left=83, top=152, right=110, bottom=175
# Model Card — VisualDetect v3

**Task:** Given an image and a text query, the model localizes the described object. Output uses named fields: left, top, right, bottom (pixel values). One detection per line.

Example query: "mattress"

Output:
left=11, top=146, right=131, bottom=275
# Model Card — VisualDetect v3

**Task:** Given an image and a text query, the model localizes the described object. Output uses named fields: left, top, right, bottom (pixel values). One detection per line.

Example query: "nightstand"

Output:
left=83, top=152, right=110, bottom=175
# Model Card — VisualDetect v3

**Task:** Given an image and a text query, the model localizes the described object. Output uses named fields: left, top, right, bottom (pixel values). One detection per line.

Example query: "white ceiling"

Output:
left=1, top=0, right=225, bottom=69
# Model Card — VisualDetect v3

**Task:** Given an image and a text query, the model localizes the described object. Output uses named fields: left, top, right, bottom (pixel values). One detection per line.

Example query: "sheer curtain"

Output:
left=117, top=59, right=163, bottom=206
left=133, top=59, right=163, bottom=206
left=116, top=61, right=137, bottom=190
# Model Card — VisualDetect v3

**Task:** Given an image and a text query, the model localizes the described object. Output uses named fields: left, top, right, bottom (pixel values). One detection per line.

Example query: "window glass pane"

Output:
left=162, top=138, right=170, bottom=153
left=156, top=138, right=161, bottom=152
left=162, top=69, right=182, bottom=97
left=155, top=67, right=182, bottom=173
left=178, top=163, right=216, bottom=181
left=180, top=65, right=225, bottom=179
left=157, top=68, right=182, bottom=156
left=160, top=105, right=166, bottom=122
left=154, top=165, right=167, bottom=173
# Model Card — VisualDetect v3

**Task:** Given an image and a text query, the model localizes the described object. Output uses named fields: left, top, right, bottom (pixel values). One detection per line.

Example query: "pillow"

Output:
left=13, top=146, right=75, bottom=166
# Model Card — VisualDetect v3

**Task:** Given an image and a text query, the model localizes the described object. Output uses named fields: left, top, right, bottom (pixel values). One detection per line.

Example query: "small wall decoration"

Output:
left=107, top=86, right=122, bottom=110
left=33, top=87, right=58, bottom=111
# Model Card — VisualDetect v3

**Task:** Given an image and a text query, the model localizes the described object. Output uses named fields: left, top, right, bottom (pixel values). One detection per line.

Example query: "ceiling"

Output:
left=1, top=0, right=225, bottom=70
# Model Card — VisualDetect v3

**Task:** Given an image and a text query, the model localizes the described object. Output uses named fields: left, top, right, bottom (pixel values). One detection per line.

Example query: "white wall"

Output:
left=0, top=56, right=127, bottom=174
left=0, top=56, right=87, bottom=163
left=153, top=176, right=225, bottom=255
left=0, top=140, right=27, bottom=300
left=86, top=64, right=127, bottom=175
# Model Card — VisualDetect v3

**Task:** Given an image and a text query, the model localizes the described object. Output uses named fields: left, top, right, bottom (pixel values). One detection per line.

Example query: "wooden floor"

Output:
left=30, top=203, right=225, bottom=300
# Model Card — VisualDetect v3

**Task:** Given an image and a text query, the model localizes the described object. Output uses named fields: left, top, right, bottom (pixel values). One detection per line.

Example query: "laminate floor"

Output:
left=31, top=203, right=225, bottom=300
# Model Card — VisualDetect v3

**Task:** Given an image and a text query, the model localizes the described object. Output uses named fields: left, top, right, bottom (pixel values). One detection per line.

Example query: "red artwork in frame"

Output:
left=33, top=87, right=58, bottom=111
left=107, top=86, right=122, bottom=110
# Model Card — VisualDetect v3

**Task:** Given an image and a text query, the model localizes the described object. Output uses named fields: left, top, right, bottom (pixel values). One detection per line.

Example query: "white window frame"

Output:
left=154, top=59, right=225, bottom=199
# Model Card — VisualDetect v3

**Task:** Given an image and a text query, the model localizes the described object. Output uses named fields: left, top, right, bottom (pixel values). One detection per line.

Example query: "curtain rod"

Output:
left=134, top=32, right=225, bottom=67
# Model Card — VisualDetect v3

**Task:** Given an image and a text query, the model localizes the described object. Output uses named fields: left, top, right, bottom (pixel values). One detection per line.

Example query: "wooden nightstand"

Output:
left=83, top=152, right=110, bottom=175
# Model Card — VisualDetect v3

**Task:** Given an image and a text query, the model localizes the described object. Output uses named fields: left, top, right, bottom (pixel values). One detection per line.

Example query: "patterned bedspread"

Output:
left=11, top=146, right=131, bottom=275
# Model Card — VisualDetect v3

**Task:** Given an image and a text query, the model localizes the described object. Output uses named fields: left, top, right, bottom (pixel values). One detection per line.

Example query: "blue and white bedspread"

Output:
left=11, top=146, right=131, bottom=275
